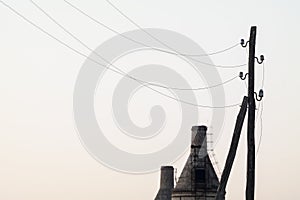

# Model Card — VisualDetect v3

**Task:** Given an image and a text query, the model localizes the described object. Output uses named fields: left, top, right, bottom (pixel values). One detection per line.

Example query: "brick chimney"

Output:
left=154, top=166, right=174, bottom=200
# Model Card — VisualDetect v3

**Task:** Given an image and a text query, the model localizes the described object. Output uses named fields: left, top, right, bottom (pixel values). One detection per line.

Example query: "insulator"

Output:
left=241, top=39, right=245, bottom=45
left=259, top=89, right=264, bottom=98
left=239, top=72, right=244, bottom=78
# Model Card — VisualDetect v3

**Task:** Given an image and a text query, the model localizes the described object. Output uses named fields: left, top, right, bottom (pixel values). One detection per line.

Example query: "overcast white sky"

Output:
left=0, top=0, right=300, bottom=199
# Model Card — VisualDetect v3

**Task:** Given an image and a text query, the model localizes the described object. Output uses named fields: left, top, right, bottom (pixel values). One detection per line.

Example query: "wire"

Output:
left=256, top=60, right=265, bottom=157
left=30, top=0, right=239, bottom=91
left=244, top=79, right=248, bottom=90
left=154, top=43, right=240, bottom=57
left=64, top=0, right=247, bottom=68
left=0, top=1, right=240, bottom=109
left=256, top=101, right=263, bottom=157
left=63, top=0, right=239, bottom=58
left=104, top=0, right=247, bottom=68
left=164, top=76, right=238, bottom=91
left=262, top=61, right=265, bottom=87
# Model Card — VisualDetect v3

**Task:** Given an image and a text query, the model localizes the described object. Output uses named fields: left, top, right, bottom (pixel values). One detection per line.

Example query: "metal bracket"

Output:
left=254, top=89, right=264, bottom=101
left=241, top=39, right=249, bottom=48
left=255, top=55, right=265, bottom=64
left=239, top=72, right=248, bottom=80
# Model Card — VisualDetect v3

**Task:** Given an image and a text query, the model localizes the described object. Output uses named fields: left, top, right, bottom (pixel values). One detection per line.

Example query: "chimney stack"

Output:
left=191, top=125, right=207, bottom=156
left=160, top=166, right=174, bottom=189
left=154, top=166, right=174, bottom=200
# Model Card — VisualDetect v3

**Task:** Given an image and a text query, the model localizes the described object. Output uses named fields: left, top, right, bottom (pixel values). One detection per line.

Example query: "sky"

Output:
left=0, top=0, right=300, bottom=199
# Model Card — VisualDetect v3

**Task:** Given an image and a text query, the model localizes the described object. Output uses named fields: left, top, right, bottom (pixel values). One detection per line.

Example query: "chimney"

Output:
left=191, top=125, right=207, bottom=156
left=154, top=166, right=174, bottom=200
left=160, top=166, right=174, bottom=189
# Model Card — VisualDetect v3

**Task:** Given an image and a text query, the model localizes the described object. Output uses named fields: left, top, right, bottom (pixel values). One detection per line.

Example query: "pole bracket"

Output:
left=255, top=55, right=265, bottom=64
left=241, top=39, right=249, bottom=48
left=239, top=72, right=248, bottom=80
left=254, top=89, right=264, bottom=101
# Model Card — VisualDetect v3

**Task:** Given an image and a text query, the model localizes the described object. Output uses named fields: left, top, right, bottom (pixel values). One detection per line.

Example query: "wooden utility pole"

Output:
left=214, top=26, right=263, bottom=200
left=215, top=96, right=248, bottom=200
left=246, top=26, right=257, bottom=200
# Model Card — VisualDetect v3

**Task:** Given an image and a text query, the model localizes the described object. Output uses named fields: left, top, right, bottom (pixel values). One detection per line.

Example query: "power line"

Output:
left=64, top=0, right=247, bottom=68
left=163, top=76, right=238, bottom=91
left=256, top=61, right=265, bottom=157
left=156, top=43, right=240, bottom=57
left=63, top=0, right=239, bottom=57
left=0, top=1, right=240, bottom=109
left=262, top=62, right=265, bottom=87
left=104, top=0, right=247, bottom=68
left=256, top=101, right=263, bottom=157
left=30, top=0, right=239, bottom=92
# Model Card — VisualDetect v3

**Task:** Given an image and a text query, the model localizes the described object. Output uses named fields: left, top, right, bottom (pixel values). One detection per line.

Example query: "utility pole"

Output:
left=214, top=26, right=264, bottom=200
left=246, top=26, right=257, bottom=200
left=241, top=26, right=264, bottom=200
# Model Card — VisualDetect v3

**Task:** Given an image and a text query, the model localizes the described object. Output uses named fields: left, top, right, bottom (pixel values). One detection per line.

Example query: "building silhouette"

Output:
left=155, top=126, right=219, bottom=200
